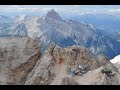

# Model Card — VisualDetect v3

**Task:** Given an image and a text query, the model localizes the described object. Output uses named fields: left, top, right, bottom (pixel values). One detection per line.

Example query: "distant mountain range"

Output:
left=61, top=13, right=120, bottom=34
left=0, top=9, right=120, bottom=59
left=109, top=31, right=120, bottom=42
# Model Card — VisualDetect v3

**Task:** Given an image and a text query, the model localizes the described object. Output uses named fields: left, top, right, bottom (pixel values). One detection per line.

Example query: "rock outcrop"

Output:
left=25, top=43, right=116, bottom=85
left=0, top=37, right=41, bottom=85
left=0, top=38, right=120, bottom=85
left=25, top=48, right=55, bottom=85
left=91, top=64, right=120, bottom=85
left=52, top=44, right=107, bottom=72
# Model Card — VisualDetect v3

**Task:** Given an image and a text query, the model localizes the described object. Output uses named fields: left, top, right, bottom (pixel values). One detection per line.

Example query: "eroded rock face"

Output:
left=0, top=37, right=41, bottom=85
left=52, top=45, right=100, bottom=73
left=24, top=43, right=113, bottom=85
left=96, top=55, right=110, bottom=67
left=92, top=64, right=120, bottom=85
left=25, top=52, right=55, bottom=85
left=0, top=39, right=120, bottom=85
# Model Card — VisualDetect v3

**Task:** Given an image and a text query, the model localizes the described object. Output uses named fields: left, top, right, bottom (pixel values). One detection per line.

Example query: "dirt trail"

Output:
left=50, top=63, right=103, bottom=85
left=50, top=63, right=70, bottom=85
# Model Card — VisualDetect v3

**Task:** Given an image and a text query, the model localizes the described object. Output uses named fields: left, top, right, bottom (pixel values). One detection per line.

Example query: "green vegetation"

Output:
left=101, top=67, right=112, bottom=75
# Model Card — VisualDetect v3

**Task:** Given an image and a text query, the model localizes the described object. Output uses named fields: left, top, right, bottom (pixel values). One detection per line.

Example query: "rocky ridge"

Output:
left=0, top=37, right=41, bottom=85
left=0, top=37, right=120, bottom=85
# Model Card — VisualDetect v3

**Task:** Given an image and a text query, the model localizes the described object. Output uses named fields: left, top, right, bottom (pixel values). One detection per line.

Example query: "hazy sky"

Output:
left=0, top=5, right=120, bottom=16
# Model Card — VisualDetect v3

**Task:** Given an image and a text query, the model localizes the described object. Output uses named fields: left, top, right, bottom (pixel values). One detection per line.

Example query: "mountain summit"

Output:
left=0, top=10, right=120, bottom=59
left=45, top=9, right=62, bottom=20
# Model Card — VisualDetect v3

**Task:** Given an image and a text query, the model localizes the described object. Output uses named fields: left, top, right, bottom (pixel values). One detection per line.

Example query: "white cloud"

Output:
left=2, top=5, right=120, bottom=16
left=108, top=9, right=120, bottom=13
left=11, top=5, right=21, bottom=8
left=42, top=8, right=52, bottom=11
left=73, top=5, right=80, bottom=8
left=4, top=6, right=40, bottom=12
left=2, top=5, right=54, bottom=13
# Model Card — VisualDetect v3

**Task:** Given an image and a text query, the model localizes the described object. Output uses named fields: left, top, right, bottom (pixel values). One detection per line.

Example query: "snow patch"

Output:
left=88, top=24, right=96, bottom=30
left=81, top=21, right=86, bottom=25
left=19, top=14, right=27, bottom=19
left=110, top=55, right=120, bottom=64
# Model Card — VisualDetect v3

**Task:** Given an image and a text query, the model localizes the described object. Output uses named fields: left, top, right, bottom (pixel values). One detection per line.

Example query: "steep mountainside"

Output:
left=110, top=32, right=120, bottom=42
left=0, top=10, right=120, bottom=59
left=0, top=37, right=41, bottom=85
left=0, top=37, right=120, bottom=85
left=0, top=15, right=28, bottom=37
left=15, top=9, right=120, bottom=59
left=24, top=43, right=120, bottom=85
left=70, top=14, right=120, bottom=34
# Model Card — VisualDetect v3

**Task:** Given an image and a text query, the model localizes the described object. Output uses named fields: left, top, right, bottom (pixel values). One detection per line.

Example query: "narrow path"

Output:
left=50, top=63, right=103, bottom=85
left=50, top=63, right=69, bottom=85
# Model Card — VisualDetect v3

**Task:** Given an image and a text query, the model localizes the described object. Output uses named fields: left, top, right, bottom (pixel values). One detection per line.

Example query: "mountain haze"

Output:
left=0, top=9, right=120, bottom=59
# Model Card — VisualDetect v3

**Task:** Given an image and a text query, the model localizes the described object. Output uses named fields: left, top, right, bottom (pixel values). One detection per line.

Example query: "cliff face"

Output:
left=25, top=43, right=114, bottom=85
left=53, top=45, right=99, bottom=71
left=25, top=48, right=55, bottom=85
left=0, top=38, right=120, bottom=85
left=0, top=37, right=41, bottom=85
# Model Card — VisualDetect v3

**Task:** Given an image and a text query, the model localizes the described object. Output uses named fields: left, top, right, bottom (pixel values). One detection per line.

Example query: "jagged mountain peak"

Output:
left=45, top=9, right=62, bottom=20
left=14, top=14, right=28, bottom=23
